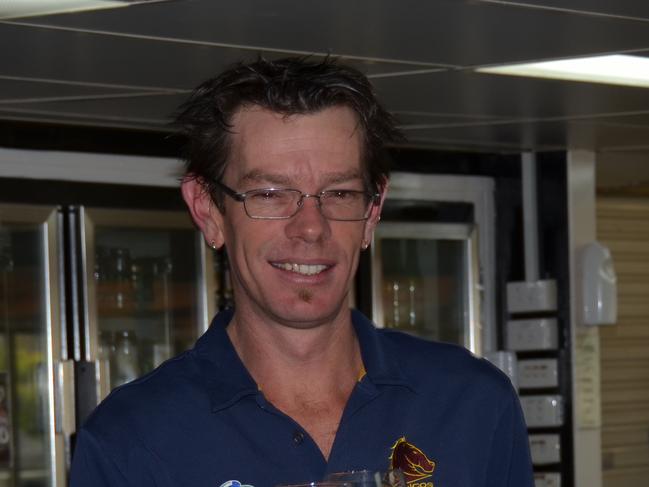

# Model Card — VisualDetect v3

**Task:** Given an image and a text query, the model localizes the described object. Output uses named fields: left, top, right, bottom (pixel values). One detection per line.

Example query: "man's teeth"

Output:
left=273, top=263, right=328, bottom=275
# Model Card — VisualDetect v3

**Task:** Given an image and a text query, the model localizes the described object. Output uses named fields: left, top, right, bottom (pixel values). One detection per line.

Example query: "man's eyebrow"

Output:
left=240, top=171, right=291, bottom=186
left=239, top=169, right=363, bottom=187
left=324, top=170, right=363, bottom=185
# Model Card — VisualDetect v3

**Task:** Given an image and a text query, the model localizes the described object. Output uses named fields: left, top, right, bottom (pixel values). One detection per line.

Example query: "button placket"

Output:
left=292, top=430, right=305, bottom=445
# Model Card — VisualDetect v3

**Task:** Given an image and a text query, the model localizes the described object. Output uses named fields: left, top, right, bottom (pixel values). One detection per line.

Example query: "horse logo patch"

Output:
left=389, top=437, right=436, bottom=486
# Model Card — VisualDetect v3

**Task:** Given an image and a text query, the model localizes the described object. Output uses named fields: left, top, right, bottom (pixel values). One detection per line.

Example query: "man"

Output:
left=70, top=57, right=533, bottom=487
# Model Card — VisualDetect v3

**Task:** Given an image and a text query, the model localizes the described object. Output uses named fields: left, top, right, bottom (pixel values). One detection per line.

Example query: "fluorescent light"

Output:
left=0, top=0, right=170, bottom=19
left=477, top=54, right=649, bottom=88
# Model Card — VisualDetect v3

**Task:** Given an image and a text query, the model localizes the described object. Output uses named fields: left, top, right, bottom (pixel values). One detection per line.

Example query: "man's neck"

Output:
left=226, top=308, right=363, bottom=460
left=226, top=308, right=363, bottom=393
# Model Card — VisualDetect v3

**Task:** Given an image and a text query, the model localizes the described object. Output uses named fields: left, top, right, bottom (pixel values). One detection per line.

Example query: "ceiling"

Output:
left=2, top=0, right=649, bottom=158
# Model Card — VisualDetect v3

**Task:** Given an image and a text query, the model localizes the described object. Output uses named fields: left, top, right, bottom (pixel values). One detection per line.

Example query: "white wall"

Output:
left=568, top=150, right=603, bottom=487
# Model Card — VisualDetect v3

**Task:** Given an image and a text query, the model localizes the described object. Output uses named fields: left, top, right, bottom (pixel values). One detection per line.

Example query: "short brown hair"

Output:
left=174, top=56, right=403, bottom=204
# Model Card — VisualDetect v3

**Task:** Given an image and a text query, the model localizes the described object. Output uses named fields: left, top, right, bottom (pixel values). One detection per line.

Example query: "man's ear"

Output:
left=362, top=179, right=388, bottom=248
left=181, top=176, right=225, bottom=249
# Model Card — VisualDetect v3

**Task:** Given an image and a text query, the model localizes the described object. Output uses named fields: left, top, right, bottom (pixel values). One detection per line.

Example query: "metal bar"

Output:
left=522, top=151, right=540, bottom=282
left=196, top=233, right=211, bottom=333
left=56, top=209, right=68, bottom=362
left=42, top=210, right=66, bottom=487
left=67, top=208, right=82, bottom=362
left=77, top=207, right=94, bottom=362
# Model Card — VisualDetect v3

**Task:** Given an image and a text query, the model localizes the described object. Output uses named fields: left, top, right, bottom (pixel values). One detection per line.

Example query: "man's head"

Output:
left=178, top=57, right=402, bottom=328
left=174, top=56, right=402, bottom=206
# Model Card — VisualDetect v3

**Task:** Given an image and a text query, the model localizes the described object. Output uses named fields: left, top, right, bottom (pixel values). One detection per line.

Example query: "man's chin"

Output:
left=270, top=299, right=348, bottom=330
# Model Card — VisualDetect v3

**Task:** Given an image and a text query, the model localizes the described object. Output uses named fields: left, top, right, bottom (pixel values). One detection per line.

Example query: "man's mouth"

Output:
left=271, top=262, right=330, bottom=276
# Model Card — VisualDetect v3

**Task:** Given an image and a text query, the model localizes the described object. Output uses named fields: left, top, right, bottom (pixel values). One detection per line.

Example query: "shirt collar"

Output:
left=193, top=309, right=260, bottom=412
left=193, top=308, right=412, bottom=412
left=350, top=309, right=411, bottom=389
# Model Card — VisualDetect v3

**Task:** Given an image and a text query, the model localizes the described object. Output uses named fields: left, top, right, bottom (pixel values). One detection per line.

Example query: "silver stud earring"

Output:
left=210, top=240, right=217, bottom=250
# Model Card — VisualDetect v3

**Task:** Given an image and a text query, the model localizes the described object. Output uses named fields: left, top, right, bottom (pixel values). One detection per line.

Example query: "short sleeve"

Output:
left=485, top=389, right=534, bottom=487
left=69, top=428, right=131, bottom=487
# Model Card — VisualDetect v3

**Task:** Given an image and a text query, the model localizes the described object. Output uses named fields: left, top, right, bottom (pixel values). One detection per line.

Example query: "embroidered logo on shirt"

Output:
left=389, top=437, right=436, bottom=486
left=219, top=480, right=254, bottom=487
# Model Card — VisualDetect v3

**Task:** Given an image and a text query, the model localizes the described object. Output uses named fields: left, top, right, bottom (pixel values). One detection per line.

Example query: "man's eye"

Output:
left=251, top=191, right=280, bottom=200
left=329, top=190, right=364, bottom=201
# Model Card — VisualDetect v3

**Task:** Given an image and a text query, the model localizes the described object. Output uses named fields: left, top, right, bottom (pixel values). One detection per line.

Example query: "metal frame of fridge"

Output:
left=0, top=203, right=73, bottom=487
left=386, top=172, right=496, bottom=353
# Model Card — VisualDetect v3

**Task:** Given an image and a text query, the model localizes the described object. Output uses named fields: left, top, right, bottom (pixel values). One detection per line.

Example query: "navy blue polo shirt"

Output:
left=70, top=310, right=533, bottom=487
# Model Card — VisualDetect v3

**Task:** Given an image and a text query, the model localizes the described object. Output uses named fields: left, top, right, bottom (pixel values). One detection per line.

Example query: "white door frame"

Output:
left=387, top=172, right=497, bottom=353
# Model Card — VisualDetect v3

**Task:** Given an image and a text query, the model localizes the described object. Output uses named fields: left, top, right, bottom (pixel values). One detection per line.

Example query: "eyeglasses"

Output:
left=215, top=181, right=379, bottom=221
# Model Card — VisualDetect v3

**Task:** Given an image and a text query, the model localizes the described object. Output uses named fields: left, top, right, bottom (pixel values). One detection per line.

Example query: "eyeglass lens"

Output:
left=244, top=189, right=372, bottom=220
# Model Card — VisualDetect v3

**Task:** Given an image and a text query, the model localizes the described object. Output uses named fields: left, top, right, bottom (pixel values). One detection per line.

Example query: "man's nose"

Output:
left=284, top=194, right=330, bottom=242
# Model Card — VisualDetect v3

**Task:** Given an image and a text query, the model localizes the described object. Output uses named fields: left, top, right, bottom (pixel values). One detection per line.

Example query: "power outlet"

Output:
left=529, top=434, right=561, bottom=465
left=506, top=318, right=558, bottom=351
left=507, top=279, right=557, bottom=313
left=520, top=395, right=563, bottom=427
left=519, top=358, right=559, bottom=388
left=534, top=472, right=561, bottom=487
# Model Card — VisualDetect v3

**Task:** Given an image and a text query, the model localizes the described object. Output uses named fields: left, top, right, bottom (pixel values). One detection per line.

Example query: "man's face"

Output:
left=213, top=105, right=382, bottom=328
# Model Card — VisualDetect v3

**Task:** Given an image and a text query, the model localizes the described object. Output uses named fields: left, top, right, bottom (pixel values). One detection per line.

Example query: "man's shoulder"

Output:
left=82, top=349, right=208, bottom=437
left=377, top=328, right=514, bottom=397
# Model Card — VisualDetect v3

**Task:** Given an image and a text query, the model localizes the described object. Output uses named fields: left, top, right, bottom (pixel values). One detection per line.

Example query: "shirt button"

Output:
left=292, top=430, right=305, bottom=445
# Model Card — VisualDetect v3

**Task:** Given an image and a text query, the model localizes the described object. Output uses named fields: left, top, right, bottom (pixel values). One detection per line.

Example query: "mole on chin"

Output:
left=297, top=289, right=313, bottom=303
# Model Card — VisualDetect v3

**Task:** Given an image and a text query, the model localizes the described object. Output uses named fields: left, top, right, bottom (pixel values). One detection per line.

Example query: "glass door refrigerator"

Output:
left=0, top=204, right=68, bottom=487
left=362, top=172, right=496, bottom=356
left=371, top=222, right=482, bottom=354
left=0, top=202, right=214, bottom=487
left=71, top=206, right=213, bottom=416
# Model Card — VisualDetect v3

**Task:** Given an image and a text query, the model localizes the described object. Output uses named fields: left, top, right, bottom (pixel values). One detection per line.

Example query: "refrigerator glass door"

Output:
left=372, top=223, right=481, bottom=353
left=81, top=208, right=210, bottom=401
left=0, top=205, right=65, bottom=487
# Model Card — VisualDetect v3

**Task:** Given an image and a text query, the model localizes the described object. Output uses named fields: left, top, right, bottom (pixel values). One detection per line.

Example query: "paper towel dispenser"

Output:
left=581, top=241, right=617, bottom=326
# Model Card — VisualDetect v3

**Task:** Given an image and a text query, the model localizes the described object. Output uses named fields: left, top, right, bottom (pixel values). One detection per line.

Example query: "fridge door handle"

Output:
left=95, top=358, right=111, bottom=404
left=54, top=360, right=76, bottom=436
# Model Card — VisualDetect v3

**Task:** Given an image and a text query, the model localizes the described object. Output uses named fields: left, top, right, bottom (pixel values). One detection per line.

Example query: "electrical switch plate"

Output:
left=507, top=279, right=557, bottom=313
left=519, top=358, right=559, bottom=389
left=529, top=434, right=561, bottom=465
left=534, top=472, right=561, bottom=487
left=520, top=395, right=564, bottom=427
left=506, top=318, right=558, bottom=351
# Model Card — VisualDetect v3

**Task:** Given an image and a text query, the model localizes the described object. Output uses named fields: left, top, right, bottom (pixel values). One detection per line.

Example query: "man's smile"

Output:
left=270, top=262, right=332, bottom=276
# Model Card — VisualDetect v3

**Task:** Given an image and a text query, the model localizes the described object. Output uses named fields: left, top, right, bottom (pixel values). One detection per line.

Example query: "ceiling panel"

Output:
left=593, top=112, right=649, bottom=127
left=394, top=112, right=507, bottom=127
left=404, top=118, right=649, bottom=153
left=403, top=119, right=570, bottom=151
left=375, top=70, right=649, bottom=119
left=0, top=22, right=444, bottom=92
left=0, top=22, right=237, bottom=90
left=0, top=92, right=187, bottom=126
left=1, top=0, right=649, bottom=152
left=0, top=78, right=142, bottom=102
left=493, top=0, right=649, bottom=19
left=260, top=52, right=448, bottom=77
left=11, top=0, right=649, bottom=67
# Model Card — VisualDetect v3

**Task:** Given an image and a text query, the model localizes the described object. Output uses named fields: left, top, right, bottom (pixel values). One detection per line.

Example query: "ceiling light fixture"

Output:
left=0, top=0, right=168, bottom=20
left=477, top=54, right=649, bottom=88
